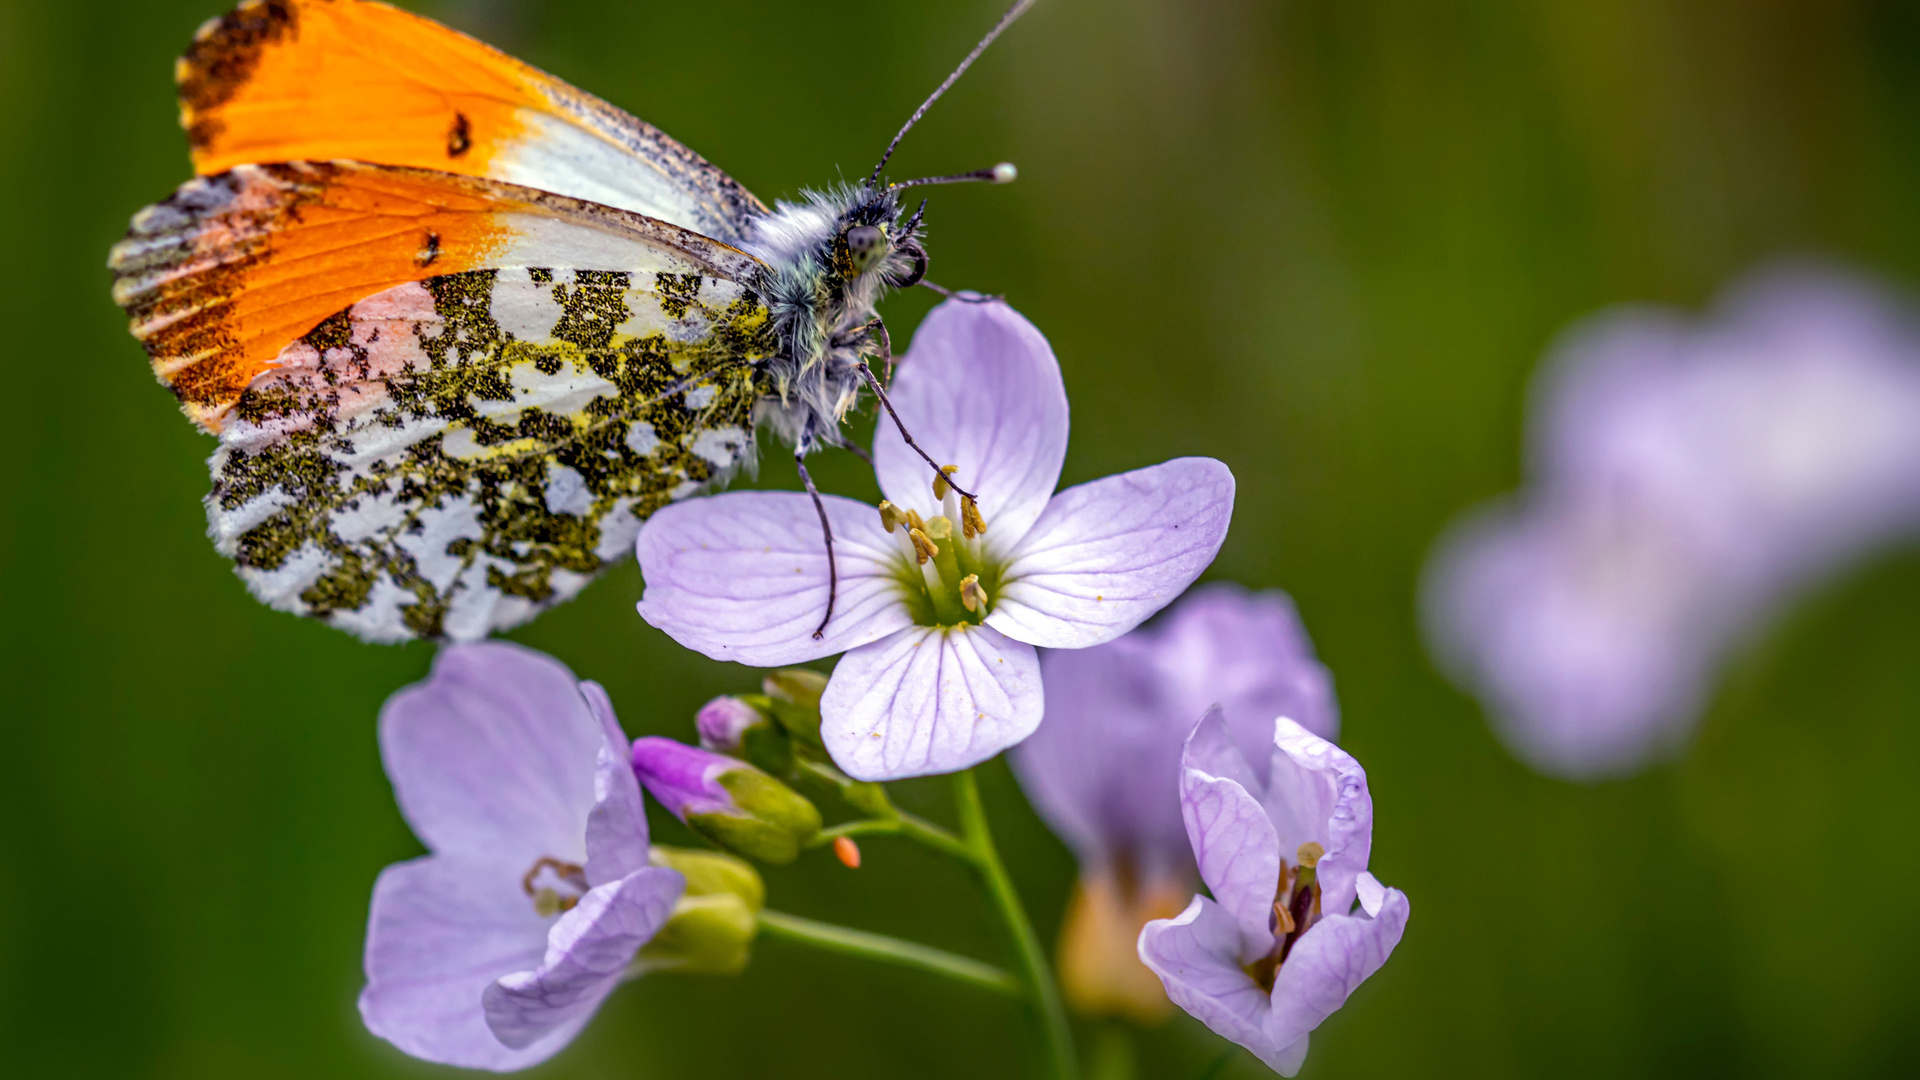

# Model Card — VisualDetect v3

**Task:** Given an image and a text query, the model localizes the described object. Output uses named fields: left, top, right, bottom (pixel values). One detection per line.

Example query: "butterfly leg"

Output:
left=795, top=439, right=838, bottom=641
left=856, top=359, right=979, bottom=504
left=919, top=279, right=1003, bottom=304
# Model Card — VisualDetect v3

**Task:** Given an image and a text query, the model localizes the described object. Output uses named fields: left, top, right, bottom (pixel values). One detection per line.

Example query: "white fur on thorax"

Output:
left=742, top=185, right=918, bottom=452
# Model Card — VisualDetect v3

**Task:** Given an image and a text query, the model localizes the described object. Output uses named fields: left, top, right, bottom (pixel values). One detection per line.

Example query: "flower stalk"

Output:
left=756, top=909, right=1021, bottom=997
left=954, top=769, right=1080, bottom=1080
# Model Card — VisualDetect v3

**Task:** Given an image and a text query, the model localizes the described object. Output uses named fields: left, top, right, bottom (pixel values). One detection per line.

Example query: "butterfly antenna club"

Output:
left=866, top=0, right=1037, bottom=186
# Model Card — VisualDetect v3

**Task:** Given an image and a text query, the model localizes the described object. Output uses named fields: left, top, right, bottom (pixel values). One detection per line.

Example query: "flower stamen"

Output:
left=933, top=464, right=959, bottom=501
left=960, top=574, right=988, bottom=612
left=909, top=527, right=939, bottom=564
left=877, top=501, right=906, bottom=533
left=521, top=856, right=589, bottom=917
left=961, top=496, right=987, bottom=539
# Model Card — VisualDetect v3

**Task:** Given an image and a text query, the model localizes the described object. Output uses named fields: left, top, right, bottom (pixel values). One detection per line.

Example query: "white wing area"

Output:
left=209, top=268, right=772, bottom=642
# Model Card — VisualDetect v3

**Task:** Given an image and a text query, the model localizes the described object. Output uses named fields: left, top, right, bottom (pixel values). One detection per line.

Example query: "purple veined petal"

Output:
left=1151, top=583, right=1342, bottom=757
left=820, top=623, right=1044, bottom=781
left=359, top=855, right=558, bottom=1071
left=1013, top=635, right=1191, bottom=868
left=1183, top=706, right=1263, bottom=797
left=1265, top=884, right=1411, bottom=1056
left=1262, top=718, right=1372, bottom=916
left=872, top=299, right=1069, bottom=544
left=578, top=681, right=650, bottom=886
left=636, top=490, right=914, bottom=667
left=379, top=643, right=602, bottom=862
left=482, top=866, right=684, bottom=1051
left=1138, top=897, right=1294, bottom=1073
left=1181, top=762, right=1282, bottom=957
left=987, top=458, right=1235, bottom=649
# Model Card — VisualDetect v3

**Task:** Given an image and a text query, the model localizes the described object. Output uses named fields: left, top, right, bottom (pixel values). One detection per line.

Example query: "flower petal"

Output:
left=1266, top=885, right=1411, bottom=1054
left=988, top=458, right=1235, bottom=648
left=872, top=300, right=1069, bottom=544
left=483, top=866, right=685, bottom=1050
left=1181, top=748, right=1282, bottom=956
left=579, top=681, right=650, bottom=886
left=820, top=624, right=1043, bottom=781
left=1151, top=583, right=1341, bottom=755
left=379, top=643, right=601, bottom=860
left=1013, top=635, right=1194, bottom=868
left=1138, top=897, right=1295, bottom=1073
left=1264, top=717, right=1374, bottom=916
left=636, top=490, right=914, bottom=666
left=358, top=855, right=557, bottom=1071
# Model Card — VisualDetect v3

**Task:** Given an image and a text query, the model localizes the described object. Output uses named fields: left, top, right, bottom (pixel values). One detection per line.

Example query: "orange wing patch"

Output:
left=177, top=0, right=765, bottom=243
left=179, top=1, right=528, bottom=177
left=107, top=161, right=764, bottom=432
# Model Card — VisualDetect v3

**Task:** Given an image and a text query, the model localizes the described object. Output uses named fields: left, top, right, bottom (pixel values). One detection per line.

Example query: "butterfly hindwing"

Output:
left=177, top=0, right=764, bottom=243
left=211, top=267, right=775, bottom=642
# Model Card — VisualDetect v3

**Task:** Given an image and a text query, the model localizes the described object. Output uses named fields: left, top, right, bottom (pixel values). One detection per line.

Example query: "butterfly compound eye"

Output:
left=845, top=225, right=890, bottom=274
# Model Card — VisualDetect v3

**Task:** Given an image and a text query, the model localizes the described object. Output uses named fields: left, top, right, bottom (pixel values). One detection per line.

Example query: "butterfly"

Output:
left=108, top=0, right=1028, bottom=642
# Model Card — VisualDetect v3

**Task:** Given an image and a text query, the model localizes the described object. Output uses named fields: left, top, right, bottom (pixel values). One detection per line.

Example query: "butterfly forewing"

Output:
left=177, top=0, right=764, bottom=244
left=210, top=267, right=773, bottom=642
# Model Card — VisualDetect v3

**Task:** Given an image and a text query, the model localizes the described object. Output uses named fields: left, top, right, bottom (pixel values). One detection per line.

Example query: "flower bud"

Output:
left=633, top=846, right=765, bottom=975
left=631, top=737, right=822, bottom=864
left=696, top=695, right=770, bottom=754
left=762, top=668, right=828, bottom=748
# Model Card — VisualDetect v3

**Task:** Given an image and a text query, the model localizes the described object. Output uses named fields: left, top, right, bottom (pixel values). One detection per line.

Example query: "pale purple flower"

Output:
left=695, top=695, right=766, bottom=753
left=636, top=299, right=1235, bottom=780
left=1010, top=584, right=1337, bottom=1020
left=1424, top=266, right=1920, bottom=779
left=1139, top=709, right=1408, bottom=1075
left=359, top=643, right=683, bottom=1071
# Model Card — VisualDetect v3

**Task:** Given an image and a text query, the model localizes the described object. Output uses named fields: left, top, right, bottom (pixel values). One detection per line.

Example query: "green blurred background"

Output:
left=4, top=0, right=1919, bottom=1076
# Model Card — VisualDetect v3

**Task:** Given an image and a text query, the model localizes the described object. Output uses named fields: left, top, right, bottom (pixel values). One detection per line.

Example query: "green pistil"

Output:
left=889, top=513, right=1001, bottom=630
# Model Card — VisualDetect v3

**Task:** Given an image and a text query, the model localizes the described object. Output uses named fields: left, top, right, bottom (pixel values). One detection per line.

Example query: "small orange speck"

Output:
left=833, top=836, right=862, bottom=869
left=1096, top=595, right=1104, bottom=601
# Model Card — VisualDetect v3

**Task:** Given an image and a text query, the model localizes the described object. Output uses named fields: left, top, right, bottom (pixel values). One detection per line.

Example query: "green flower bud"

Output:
left=634, top=847, right=765, bottom=975
left=763, top=668, right=828, bottom=748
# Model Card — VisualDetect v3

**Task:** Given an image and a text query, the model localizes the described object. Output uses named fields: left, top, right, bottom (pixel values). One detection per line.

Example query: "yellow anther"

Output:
left=961, top=496, right=987, bottom=539
left=960, top=574, right=989, bottom=613
left=904, top=508, right=928, bottom=533
left=933, top=464, right=959, bottom=501
left=1271, top=899, right=1296, bottom=935
left=877, top=500, right=905, bottom=533
left=1296, top=842, right=1325, bottom=869
left=909, top=528, right=939, bottom=565
left=925, top=515, right=954, bottom=540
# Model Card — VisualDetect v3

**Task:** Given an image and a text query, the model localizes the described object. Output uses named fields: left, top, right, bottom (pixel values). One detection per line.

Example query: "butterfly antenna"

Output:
left=866, top=0, right=1037, bottom=187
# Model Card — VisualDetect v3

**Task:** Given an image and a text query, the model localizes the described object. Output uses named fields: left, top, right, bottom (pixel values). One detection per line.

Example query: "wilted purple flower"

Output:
left=637, top=300, right=1235, bottom=780
left=1139, top=710, right=1409, bottom=1076
left=630, top=737, right=821, bottom=863
left=1011, top=583, right=1338, bottom=1020
left=1425, top=266, right=1920, bottom=778
left=359, top=643, right=683, bottom=1071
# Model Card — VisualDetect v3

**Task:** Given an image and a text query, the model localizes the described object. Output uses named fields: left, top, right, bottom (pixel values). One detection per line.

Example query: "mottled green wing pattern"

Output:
left=211, top=267, right=776, bottom=641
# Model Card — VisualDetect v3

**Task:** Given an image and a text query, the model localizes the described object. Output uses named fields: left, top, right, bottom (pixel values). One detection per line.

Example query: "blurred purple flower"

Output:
left=1011, top=583, right=1338, bottom=1021
left=637, top=299, right=1235, bottom=781
left=359, top=643, right=683, bottom=1071
left=1425, top=266, right=1920, bottom=779
left=1139, top=709, right=1409, bottom=1076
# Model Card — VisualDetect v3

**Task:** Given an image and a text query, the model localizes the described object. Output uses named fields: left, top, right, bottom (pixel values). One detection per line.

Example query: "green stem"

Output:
left=814, top=811, right=974, bottom=862
left=757, top=909, right=1021, bottom=997
left=953, top=769, right=1080, bottom=1080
